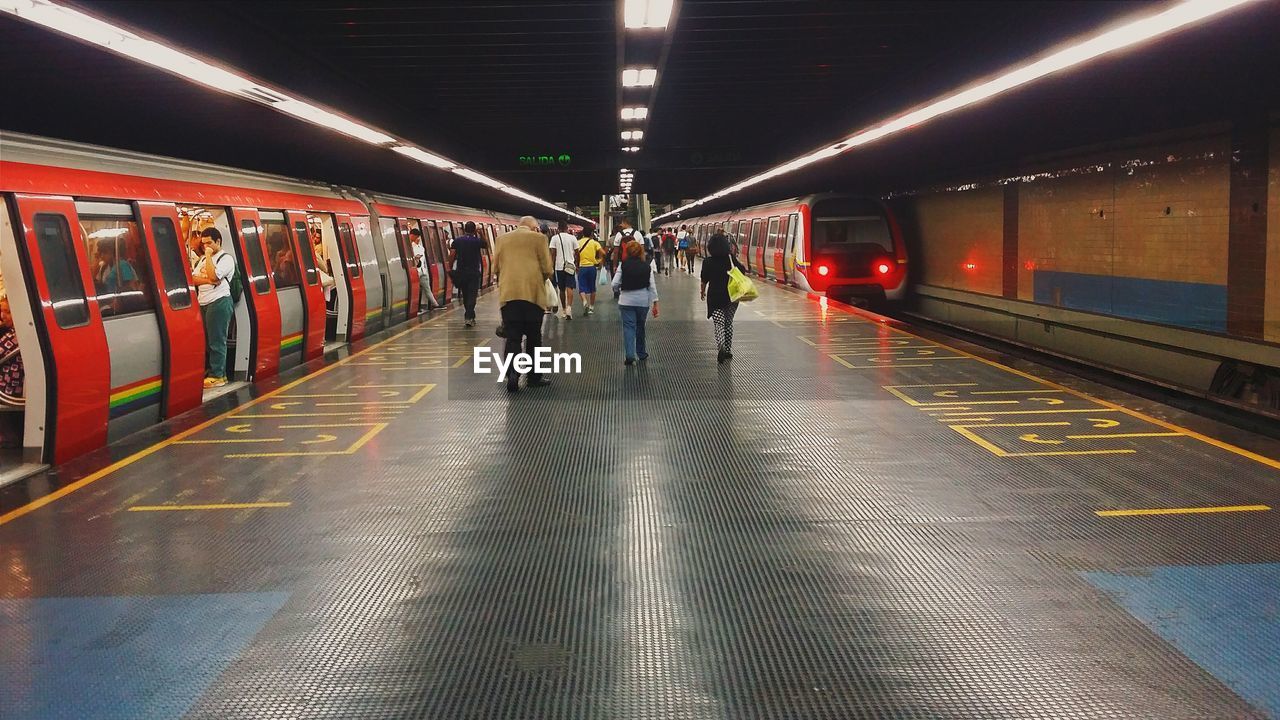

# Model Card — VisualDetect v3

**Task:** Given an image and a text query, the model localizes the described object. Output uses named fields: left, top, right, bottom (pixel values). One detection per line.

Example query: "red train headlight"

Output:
left=876, top=262, right=891, bottom=275
left=816, top=264, right=830, bottom=276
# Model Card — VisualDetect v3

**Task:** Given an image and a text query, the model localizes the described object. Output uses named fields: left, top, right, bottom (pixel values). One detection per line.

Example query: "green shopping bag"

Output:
left=727, top=265, right=758, bottom=302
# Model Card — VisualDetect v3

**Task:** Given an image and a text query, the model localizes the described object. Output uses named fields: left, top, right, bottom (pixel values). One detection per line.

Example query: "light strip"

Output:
left=654, top=0, right=1260, bottom=222
left=621, top=67, right=657, bottom=87
left=0, top=0, right=594, bottom=226
left=624, top=0, right=674, bottom=29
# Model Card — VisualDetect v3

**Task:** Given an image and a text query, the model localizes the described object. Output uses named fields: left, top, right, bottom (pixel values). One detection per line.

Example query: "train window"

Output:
left=82, top=216, right=156, bottom=318
left=293, top=221, right=318, bottom=285
left=34, top=213, right=90, bottom=328
left=239, top=220, right=272, bottom=294
left=787, top=213, right=800, bottom=255
left=813, top=215, right=892, bottom=250
left=261, top=219, right=300, bottom=289
left=149, top=216, right=192, bottom=311
left=339, top=222, right=361, bottom=278
left=766, top=217, right=781, bottom=250
left=425, top=220, right=442, bottom=262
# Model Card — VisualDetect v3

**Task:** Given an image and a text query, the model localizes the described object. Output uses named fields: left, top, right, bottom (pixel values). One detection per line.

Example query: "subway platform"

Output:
left=1, top=269, right=1277, bottom=719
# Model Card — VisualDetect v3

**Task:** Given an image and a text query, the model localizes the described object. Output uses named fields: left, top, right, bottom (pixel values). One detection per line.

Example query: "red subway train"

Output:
left=0, top=131, right=563, bottom=473
left=671, top=194, right=908, bottom=304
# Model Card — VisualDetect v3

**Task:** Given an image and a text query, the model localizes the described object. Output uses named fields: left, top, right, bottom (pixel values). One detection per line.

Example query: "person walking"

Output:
left=700, top=232, right=744, bottom=364
left=575, top=229, right=604, bottom=316
left=494, top=216, right=553, bottom=392
left=610, top=218, right=645, bottom=300
left=660, top=228, right=677, bottom=276
left=548, top=220, right=578, bottom=319
left=677, top=225, right=693, bottom=274
left=610, top=240, right=659, bottom=365
left=449, top=221, right=485, bottom=326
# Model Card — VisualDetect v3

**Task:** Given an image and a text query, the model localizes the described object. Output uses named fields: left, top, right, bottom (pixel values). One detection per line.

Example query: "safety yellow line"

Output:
left=1066, top=432, right=1185, bottom=439
left=174, top=438, right=284, bottom=444
left=226, top=423, right=388, bottom=458
left=0, top=308, right=455, bottom=527
left=128, top=502, right=292, bottom=512
left=1095, top=504, right=1270, bottom=517
left=811, top=293, right=1280, bottom=472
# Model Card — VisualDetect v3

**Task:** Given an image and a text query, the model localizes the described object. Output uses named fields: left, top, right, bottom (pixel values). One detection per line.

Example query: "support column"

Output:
left=1002, top=182, right=1020, bottom=299
left=1226, top=118, right=1270, bottom=338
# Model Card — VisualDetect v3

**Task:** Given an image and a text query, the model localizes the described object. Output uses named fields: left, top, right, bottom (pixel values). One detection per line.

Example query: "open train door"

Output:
left=4, top=195, right=109, bottom=464
left=133, top=202, right=204, bottom=418
left=395, top=218, right=421, bottom=318
left=333, top=212, right=367, bottom=341
left=229, top=207, right=281, bottom=380
left=285, top=211, right=326, bottom=361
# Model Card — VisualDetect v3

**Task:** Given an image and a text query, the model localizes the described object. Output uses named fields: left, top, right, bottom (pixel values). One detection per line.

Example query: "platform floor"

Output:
left=1, top=266, right=1278, bottom=719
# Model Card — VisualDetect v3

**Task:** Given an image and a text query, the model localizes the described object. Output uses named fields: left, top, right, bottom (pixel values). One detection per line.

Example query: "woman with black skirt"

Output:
left=699, top=233, right=745, bottom=364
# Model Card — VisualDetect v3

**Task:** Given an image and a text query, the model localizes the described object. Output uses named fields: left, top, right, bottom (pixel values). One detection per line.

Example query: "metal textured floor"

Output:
left=1, top=267, right=1278, bottom=719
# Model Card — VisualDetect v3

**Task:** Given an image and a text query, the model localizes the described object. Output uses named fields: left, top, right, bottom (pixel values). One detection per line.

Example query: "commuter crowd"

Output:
left=488, top=216, right=753, bottom=393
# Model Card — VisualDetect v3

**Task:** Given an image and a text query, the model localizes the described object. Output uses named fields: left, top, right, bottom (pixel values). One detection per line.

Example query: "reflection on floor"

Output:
left=0, top=447, right=44, bottom=490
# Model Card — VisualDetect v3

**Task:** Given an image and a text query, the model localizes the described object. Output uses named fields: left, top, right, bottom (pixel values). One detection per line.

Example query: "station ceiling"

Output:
left=3, top=1, right=1277, bottom=216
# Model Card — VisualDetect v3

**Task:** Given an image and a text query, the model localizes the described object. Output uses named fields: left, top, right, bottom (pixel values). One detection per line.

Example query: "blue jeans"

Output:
left=620, top=305, right=649, bottom=360
left=200, top=295, right=233, bottom=378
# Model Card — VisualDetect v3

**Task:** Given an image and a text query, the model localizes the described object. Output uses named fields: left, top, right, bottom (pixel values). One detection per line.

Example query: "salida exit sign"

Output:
left=518, top=154, right=572, bottom=167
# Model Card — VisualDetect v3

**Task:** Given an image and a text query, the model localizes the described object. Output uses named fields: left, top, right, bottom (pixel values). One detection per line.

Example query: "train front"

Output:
left=802, top=197, right=907, bottom=306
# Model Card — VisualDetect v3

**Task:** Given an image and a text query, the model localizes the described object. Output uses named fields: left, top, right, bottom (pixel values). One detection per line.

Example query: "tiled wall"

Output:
left=913, top=186, right=1003, bottom=297
left=905, top=129, right=1273, bottom=340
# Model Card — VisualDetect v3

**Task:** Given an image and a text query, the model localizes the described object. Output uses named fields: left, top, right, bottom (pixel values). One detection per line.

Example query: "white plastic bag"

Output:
left=545, top=278, right=558, bottom=309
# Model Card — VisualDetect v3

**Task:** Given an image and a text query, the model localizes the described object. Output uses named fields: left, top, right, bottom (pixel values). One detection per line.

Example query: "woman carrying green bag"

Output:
left=700, top=232, right=748, bottom=364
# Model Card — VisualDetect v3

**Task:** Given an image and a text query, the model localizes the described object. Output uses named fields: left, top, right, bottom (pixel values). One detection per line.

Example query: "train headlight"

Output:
left=876, top=262, right=891, bottom=275
left=816, top=264, right=830, bottom=276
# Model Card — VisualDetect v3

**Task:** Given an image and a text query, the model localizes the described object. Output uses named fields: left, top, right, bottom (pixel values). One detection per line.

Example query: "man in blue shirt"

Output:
left=448, top=221, right=485, bottom=326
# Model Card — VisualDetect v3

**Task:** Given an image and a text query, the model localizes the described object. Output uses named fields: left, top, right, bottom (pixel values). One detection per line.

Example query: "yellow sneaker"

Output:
left=203, top=376, right=227, bottom=388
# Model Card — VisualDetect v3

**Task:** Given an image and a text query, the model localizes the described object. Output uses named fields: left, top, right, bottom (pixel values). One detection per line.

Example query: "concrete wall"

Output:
left=914, top=187, right=1004, bottom=296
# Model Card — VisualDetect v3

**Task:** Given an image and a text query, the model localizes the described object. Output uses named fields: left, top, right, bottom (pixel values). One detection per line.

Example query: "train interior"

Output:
left=0, top=235, right=31, bottom=484
left=177, top=205, right=251, bottom=402
left=309, top=213, right=346, bottom=348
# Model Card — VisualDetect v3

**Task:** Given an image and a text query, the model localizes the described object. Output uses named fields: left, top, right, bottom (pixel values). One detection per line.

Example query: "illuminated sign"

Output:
left=518, top=154, right=572, bottom=167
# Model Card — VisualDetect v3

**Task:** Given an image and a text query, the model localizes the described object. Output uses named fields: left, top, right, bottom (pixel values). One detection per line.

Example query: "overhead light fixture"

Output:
left=620, top=106, right=649, bottom=121
left=0, top=0, right=599, bottom=226
left=652, top=0, right=1261, bottom=222
left=621, top=130, right=644, bottom=141
left=624, top=0, right=674, bottom=29
left=621, top=67, right=657, bottom=87
left=391, top=145, right=456, bottom=170
left=622, top=146, right=641, bottom=153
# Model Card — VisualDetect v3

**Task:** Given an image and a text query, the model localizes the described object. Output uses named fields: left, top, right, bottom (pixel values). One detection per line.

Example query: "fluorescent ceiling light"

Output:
left=391, top=145, right=456, bottom=170
left=0, top=0, right=598, bottom=225
left=621, top=106, right=649, bottom=121
left=622, top=146, right=641, bottom=153
left=621, top=68, right=657, bottom=87
left=624, top=0, right=674, bottom=29
left=621, top=130, right=644, bottom=141
left=653, top=0, right=1260, bottom=222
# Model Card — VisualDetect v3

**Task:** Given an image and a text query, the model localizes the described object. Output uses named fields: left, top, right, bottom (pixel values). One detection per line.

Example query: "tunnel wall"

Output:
left=895, top=120, right=1279, bottom=415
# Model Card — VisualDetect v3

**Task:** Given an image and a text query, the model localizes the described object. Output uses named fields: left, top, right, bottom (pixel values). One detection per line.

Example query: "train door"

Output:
left=178, top=206, right=253, bottom=387
left=397, top=217, right=423, bottom=319
left=229, top=207, right=281, bottom=381
left=773, top=215, right=789, bottom=283
left=0, top=195, right=109, bottom=465
left=380, top=217, right=413, bottom=321
left=425, top=220, right=447, bottom=307
left=74, top=201, right=165, bottom=442
left=783, top=212, right=801, bottom=285
left=310, top=213, right=350, bottom=343
left=285, top=211, right=326, bottom=361
left=329, top=213, right=367, bottom=340
left=133, top=202, right=204, bottom=420
left=438, top=221, right=455, bottom=303
left=350, top=216, right=384, bottom=334
left=746, top=219, right=761, bottom=274
left=734, top=220, right=747, bottom=265
left=763, top=216, right=780, bottom=282
left=259, top=212, right=305, bottom=370
left=480, top=224, right=493, bottom=287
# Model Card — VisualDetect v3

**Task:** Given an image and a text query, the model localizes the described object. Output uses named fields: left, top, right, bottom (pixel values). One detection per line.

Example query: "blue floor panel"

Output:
left=1083, top=563, right=1280, bottom=719
left=0, top=592, right=289, bottom=720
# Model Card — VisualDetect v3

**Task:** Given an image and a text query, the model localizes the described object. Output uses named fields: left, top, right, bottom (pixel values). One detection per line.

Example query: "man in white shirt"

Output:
left=409, top=228, right=440, bottom=312
left=610, top=218, right=646, bottom=299
left=191, top=228, right=237, bottom=388
left=548, top=220, right=578, bottom=319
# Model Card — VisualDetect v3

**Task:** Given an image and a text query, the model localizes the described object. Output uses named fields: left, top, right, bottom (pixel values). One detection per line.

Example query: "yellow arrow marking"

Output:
left=301, top=434, right=338, bottom=445
left=269, top=401, right=302, bottom=411
left=1019, top=433, right=1065, bottom=444
left=379, top=390, right=401, bottom=398
left=226, top=423, right=252, bottom=433
left=933, top=390, right=959, bottom=398
left=1029, top=397, right=1065, bottom=405
left=1089, top=418, right=1120, bottom=429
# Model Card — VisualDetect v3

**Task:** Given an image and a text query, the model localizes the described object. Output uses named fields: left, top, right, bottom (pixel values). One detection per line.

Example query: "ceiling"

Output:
left=2, top=1, right=1277, bottom=216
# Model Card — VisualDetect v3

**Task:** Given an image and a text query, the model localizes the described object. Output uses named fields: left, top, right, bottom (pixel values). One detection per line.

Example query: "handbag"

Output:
left=727, top=265, right=758, bottom=302
left=544, top=278, right=558, bottom=308
left=558, top=234, right=576, bottom=275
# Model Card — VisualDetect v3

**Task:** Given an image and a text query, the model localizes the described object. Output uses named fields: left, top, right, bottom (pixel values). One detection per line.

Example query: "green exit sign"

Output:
left=518, top=154, right=572, bottom=167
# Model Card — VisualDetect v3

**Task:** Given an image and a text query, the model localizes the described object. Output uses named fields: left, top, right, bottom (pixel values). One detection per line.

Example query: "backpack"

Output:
left=215, top=251, right=244, bottom=303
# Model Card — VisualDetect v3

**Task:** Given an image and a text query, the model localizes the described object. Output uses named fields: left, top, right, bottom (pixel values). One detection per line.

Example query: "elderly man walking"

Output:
left=494, top=216, right=554, bottom=393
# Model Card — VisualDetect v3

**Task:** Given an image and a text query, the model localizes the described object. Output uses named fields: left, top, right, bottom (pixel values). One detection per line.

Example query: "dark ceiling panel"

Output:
left=3, top=1, right=1274, bottom=214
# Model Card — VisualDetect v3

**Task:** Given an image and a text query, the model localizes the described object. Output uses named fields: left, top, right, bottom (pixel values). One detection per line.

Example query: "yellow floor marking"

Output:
left=226, top=423, right=252, bottom=433
left=301, top=434, right=338, bottom=445
left=885, top=383, right=980, bottom=389
left=229, top=412, right=402, bottom=418
left=349, top=384, right=438, bottom=388
left=950, top=426, right=1137, bottom=457
left=806, top=297, right=1280, bottom=472
left=277, top=423, right=382, bottom=428
left=0, top=307, right=457, bottom=527
left=452, top=356, right=471, bottom=368
left=226, top=423, right=388, bottom=458
left=273, top=393, right=359, bottom=398
left=952, top=422, right=1071, bottom=428
left=939, top=408, right=1119, bottom=417
left=174, top=438, right=285, bottom=445
left=882, top=386, right=1020, bottom=407
left=1066, top=432, right=1185, bottom=439
left=1096, top=504, right=1270, bottom=517
left=314, top=401, right=414, bottom=407
left=972, top=389, right=1066, bottom=395
left=128, top=502, right=292, bottom=512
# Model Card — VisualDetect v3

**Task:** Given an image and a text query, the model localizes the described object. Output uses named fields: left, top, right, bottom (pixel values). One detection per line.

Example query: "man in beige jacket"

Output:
left=494, top=216, right=553, bottom=392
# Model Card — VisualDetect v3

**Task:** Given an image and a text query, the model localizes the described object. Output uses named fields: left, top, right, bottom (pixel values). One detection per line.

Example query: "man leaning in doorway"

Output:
left=494, top=216, right=553, bottom=393
left=449, top=221, right=485, bottom=326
